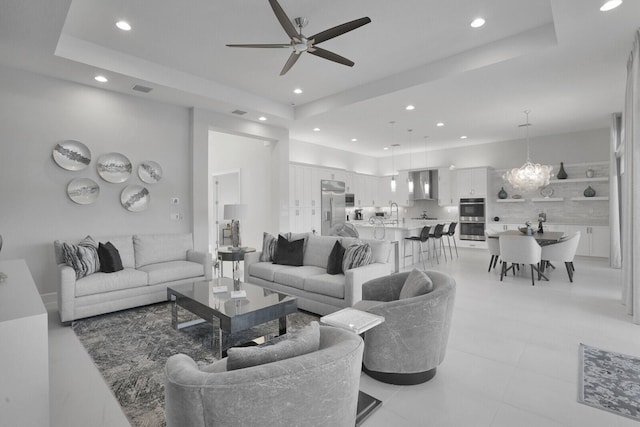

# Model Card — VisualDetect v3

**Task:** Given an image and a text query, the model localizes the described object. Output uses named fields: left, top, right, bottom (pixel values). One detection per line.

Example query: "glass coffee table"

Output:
left=167, top=277, right=297, bottom=358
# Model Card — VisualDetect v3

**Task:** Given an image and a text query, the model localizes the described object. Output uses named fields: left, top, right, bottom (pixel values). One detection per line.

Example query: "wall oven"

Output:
left=459, top=198, right=486, bottom=241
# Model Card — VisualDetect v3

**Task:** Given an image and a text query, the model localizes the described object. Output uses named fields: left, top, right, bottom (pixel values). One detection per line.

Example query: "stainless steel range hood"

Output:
left=411, top=170, right=438, bottom=200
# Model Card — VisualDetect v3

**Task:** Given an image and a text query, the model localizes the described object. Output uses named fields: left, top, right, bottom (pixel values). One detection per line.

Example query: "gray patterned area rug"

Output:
left=578, top=343, right=640, bottom=421
left=72, top=302, right=318, bottom=427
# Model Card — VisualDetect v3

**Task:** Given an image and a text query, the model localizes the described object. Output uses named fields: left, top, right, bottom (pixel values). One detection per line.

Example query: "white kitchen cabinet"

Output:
left=456, top=167, right=487, bottom=199
left=564, top=225, right=610, bottom=258
left=344, top=172, right=354, bottom=193
left=486, top=223, right=520, bottom=234
left=379, top=175, right=393, bottom=206
left=394, top=171, right=413, bottom=206
left=437, top=168, right=455, bottom=206
left=354, top=174, right=366, bottom=206
left=364, top=175, right=379, bottom=206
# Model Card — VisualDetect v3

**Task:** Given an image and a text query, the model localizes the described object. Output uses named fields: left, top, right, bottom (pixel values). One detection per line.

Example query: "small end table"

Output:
left=217, top=247, right=256, bottom=282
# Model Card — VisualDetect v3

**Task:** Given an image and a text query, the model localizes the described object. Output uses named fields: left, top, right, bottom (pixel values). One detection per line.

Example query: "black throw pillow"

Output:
left=98, top=241, right=124, bottom=273
left=273, top=235, right=304, bottom=266
left=326, top=240, right=345, bottom=275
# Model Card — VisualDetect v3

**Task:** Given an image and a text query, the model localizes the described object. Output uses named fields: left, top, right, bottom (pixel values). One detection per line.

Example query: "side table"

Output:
left=320, top=307, right=385, bottom=426
left=217, top=247, right=256, bottom=281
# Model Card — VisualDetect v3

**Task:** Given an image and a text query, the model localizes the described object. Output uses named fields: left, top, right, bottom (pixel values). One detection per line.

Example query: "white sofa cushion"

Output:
left=250, top=262, right=291, bottom=282
left=133, top=233, right=193, bottom=268
left=304, top=274, right=346, bottom=299
left=75, top=268, right=148, bottom=297
left=97, top=235, right=135, bottom=269
left=138, top=260, right=204, bottom=286
left=273, top=266, right=326, bottom=290
left=303, top=235, right=340, bottom=269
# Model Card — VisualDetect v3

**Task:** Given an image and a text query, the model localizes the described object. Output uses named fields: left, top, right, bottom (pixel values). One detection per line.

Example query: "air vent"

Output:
left=231, top=109, right=247, bottom=115
left=132, top=84, right=153, bottom=93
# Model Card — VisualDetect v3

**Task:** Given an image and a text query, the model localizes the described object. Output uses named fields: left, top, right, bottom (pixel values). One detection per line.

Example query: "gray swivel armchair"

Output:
left=164, top=325, right=363, bottom=427
left=353, top=270, right=456, bottom=385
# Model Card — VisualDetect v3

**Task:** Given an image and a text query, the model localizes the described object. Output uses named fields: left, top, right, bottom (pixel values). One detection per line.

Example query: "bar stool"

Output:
left=403, top=226, right=431, bottom=268
left=444, top=222, right=458, bottom=259
left=429, top=224, right=447, bottom=263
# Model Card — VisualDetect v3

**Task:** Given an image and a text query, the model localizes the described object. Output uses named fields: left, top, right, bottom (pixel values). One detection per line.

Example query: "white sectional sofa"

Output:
left=244, top=233, right=391, bottom=315
left=54, top=233, right=212, bottom=323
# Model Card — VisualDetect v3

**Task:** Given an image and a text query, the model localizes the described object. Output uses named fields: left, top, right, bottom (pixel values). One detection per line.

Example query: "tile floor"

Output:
left=47, top=247, right=640, bottom=426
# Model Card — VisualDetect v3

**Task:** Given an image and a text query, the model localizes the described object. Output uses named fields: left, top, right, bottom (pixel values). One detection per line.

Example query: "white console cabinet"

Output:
left=0, top=259, right=50, bottom=427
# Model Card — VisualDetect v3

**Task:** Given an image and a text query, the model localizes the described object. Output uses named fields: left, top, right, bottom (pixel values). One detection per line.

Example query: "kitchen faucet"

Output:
left=390, top=202, right=399, bottom=225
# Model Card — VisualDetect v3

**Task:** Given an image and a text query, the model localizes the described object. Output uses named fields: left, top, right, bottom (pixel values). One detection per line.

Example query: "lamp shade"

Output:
left=223, top=204, right=247, bottom=220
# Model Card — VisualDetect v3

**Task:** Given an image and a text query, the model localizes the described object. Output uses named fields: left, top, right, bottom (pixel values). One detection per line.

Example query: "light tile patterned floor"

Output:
left=48, top=247, right=640, bottom=426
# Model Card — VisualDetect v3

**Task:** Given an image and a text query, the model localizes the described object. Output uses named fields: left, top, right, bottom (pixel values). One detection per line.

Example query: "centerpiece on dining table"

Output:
left=518, top=221, right=536, bottom=236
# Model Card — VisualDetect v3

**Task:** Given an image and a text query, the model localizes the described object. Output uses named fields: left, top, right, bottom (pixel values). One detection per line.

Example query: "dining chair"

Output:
left=540, top=232, right=580, bottom=282
left=498, top=235, right=542, bottom=286
left=485, top=231, right=500, bottom=272
left=403, top=226, right=431, bottom=269
left=444, top=222, right=458, bottom=258
left=429, top=224, right=447, bottom=263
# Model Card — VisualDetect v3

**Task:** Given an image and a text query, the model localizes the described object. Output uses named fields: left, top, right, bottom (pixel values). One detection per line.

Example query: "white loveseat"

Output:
left=54, top=233, right=212, bottom=323
left=244, top=233, right=391, bottom=315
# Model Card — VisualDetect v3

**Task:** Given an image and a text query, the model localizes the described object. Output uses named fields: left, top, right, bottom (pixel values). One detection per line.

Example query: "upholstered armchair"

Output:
left=353, top=270, right=456, bottom=385
left=164, top=325, right=364, bottom=427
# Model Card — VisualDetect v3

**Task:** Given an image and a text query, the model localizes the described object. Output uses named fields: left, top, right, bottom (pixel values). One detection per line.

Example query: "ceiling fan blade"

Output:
left=310, top=17, right=371, bottom=45
left=269, top=0, right=299, bottom=41
left=308, top=47, right=354, bottom=67
left=280, top=52, right=301, bottom=75
left=226, top=43, right=291, bottom=48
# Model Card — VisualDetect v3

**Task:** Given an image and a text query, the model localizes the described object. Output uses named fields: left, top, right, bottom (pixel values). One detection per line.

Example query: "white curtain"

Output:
left=621, top=30, right=640, bottom=323
left=610, top=113, right=622, bottom=269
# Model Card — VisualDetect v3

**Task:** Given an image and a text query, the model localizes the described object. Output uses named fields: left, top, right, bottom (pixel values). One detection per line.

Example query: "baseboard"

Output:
left=41, top=292, right=57, bottom=310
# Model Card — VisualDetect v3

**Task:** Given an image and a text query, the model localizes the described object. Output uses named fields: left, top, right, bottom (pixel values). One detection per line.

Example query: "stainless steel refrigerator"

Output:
left=321, top=180, right=346, bottom=235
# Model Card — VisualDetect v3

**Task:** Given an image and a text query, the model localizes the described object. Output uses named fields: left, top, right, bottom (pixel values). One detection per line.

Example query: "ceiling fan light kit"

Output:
left=226, top=0, right=371, bottom=75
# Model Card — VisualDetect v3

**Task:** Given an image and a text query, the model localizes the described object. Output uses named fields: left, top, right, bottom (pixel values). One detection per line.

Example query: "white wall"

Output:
left=379, top=128, right=610, bottom=174
left=290, top=139, right=379, bottom=175
left=209, top=132, right=273, bottom=250
left=0, top=66, right=192, bottom=295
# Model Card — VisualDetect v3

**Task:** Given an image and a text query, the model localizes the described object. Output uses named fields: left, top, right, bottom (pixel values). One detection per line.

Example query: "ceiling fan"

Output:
left=226, top=0, right=371, bottom=75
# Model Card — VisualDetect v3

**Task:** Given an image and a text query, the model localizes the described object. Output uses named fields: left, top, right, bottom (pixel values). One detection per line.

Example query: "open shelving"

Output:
left=570, top=196, right=609, bottom=201
left=496, top=199, right=525, bottom=203
left=548, top=177, right=608, bottom=184
left=531, top=197, right=564, bottom=202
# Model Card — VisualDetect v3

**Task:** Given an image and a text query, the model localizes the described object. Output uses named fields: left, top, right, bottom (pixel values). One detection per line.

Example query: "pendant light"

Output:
left=504, top=110, right=553, bottom=192
left=407, top=129, right=414, bottom=193
left=389, top=121, right=397, bottom=192
left=423, top=136, right=430, bottom=195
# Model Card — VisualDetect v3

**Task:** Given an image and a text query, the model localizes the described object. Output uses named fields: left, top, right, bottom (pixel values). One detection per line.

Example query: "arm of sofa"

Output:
left=344, top=262, right=390, bottom=307
left=187, top=250, right=213, bottom=280
left=57, top=263, right=77, bottom=323
left=243, top=251, right=262, bottom=282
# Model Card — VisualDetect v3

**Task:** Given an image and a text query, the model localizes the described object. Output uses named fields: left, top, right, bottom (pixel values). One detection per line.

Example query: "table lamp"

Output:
left=223, top=204, right=247, bottom=249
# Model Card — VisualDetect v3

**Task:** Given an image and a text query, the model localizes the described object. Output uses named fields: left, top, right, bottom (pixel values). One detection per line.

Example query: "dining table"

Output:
left=487, top=229, right=565, bottom=246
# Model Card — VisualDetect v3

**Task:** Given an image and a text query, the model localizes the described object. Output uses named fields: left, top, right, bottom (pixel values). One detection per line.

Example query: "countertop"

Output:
left=347, top=219, right=454, bottom=231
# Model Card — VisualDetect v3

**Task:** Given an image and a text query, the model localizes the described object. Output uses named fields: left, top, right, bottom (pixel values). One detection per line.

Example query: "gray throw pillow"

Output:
left=342, top=243, right=373, bottom=272
left=61, top=235, right=101, bottom=279
left=399, top=269, right=434, bottom=299
left=260, top=232, right=278, bottom=262
left=226, top=321, right=320, bottom=371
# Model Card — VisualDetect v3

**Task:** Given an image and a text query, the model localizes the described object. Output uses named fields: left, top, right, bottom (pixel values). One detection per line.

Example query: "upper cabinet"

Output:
left=456, top=167, right=488, bottom=199
left=437, top=168, right=456, bottom=206
left=394, top=171, right=413, bottom=207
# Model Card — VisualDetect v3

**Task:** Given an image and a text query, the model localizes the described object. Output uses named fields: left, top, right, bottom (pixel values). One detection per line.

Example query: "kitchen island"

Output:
left=347, top=219, right=453, bottom=270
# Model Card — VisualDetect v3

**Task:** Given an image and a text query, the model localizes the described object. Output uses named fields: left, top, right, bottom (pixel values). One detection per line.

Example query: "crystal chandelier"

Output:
left=504, top=110, right=553, bottom=192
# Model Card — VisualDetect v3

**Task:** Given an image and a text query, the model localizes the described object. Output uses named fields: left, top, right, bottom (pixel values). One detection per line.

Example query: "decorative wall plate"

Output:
left=540, top=186, right=554, bottom=198
left=67, top=178, right=100, bottom=205
left=52, top=140, right=91, bottom=171
left=97, top=152, right=132, bottom=183
left=120, top=185, right=150, bottom=212
left=138, top=161, right=163, bottom=184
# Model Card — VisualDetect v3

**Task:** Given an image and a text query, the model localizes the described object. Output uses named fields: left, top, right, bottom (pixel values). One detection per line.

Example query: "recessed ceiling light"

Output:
left=313, top=127, right=320, bottom=132
left=405, top=105, right=415, bottom=111
left=115, top=20, right=132, bottom=31
left=460, top=135, right=468, bottom=139
left=383, top=147, right=389, bottom=150
left=470, top=18, right=485, bottom=28
left=351, top=138, right=358, bottom=142
left=94, top=75, right=108, bottom=83
left=600, top=0, right=622, bottom=11
left=436, top=122, right=445, bottom=127
left=293, top=88, right=303, bottom=94
left=258, top=116, right=267, bottom=121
